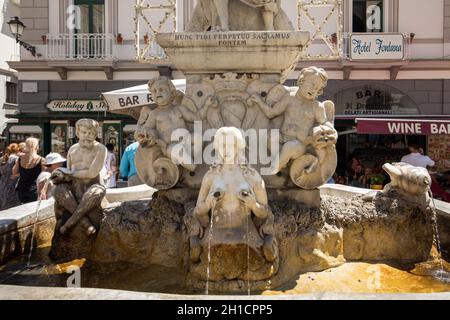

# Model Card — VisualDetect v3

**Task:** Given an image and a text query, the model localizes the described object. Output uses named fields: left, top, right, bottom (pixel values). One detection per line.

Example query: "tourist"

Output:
left=0, top=143, right=21, bottom=210
left=347, top=157, right=362, bottom=176
left=102, top=143, right=117, bottom=188
left=119, top=141, right=142, bottom=187
left=36, top=153, right=66, bottom=200
left=12, top=137, right=44, bottom=204
left=359, top=167, right=375, bottom=189
left=350, top=164, right=365, bottom=188
left=18, top=142, right=26, bottom=155
left=401, top=144, right=435, bottom=169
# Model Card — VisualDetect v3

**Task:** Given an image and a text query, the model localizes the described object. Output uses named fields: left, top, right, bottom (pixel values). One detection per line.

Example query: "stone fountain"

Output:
left=1, top=0, right=448, bottom=297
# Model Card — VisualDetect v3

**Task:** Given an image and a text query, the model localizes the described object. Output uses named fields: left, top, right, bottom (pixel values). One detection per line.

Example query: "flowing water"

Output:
left=0, top=182, right=51, bottom=284
left=246, top=213, right=251, bottom=295
left=205, top=209, right=216, bottom=295
left=429, top=189, right=445, bottom=280
left=27, top=180, right=50, bottom=267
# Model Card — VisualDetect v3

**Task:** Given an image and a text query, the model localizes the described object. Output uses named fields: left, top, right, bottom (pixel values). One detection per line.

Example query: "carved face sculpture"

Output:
left=383, top=163, right=431, bottom=196
left=297, top=67, right=328, bottom=101
left=214, top=127, right=246, bottom=165
left=298, top=75, right=326, bottom=101
left=150, top=80, right=174, bottom=107
left=76, top=119, right=99, bottom=150
left=77, top=126, right=96, bottom=149
left=311, top=125, right=338, bottom=148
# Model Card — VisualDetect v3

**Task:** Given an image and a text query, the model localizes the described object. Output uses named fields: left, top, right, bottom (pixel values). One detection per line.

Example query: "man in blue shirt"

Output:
left=120, top=142, right=142, bottom=187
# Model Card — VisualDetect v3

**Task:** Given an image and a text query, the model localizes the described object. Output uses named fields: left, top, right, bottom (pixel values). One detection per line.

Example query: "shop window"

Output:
left=51, top=124, right=68, bottom=158
left=353, top=0, right=384, bottom=32
left=103, top=123, right=121, bottom=163
left=8, top=125, right=44, bottom=152
left=6, top=82, right=17, bottom=104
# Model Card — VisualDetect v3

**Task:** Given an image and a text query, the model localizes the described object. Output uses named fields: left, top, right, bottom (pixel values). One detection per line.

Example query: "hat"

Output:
left=44, top=153, right=66, bottom=165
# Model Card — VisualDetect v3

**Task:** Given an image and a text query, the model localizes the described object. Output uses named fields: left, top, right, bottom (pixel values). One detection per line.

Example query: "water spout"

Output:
left=205, top=209, right=215, bottom=295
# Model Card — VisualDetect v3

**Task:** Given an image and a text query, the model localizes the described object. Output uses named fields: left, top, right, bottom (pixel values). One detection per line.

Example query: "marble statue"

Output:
left=134, top=67, right=338, bottom=191
left=187, top=0, right=293, bottom=32
left=135, top=76, right=218, bottom=189
left=210, top=0, right=279, bottom=31
left=51, top=119, right=107, bottom=236
left=189, top=127, right=278, bottom=266
left=382, top=162, right=432, bottom=204
left=248, top=67, right=335, bottom=174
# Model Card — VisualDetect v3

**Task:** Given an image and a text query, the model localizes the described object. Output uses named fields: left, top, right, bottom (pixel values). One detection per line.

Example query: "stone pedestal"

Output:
left=156, top=31, right=309, bottom=81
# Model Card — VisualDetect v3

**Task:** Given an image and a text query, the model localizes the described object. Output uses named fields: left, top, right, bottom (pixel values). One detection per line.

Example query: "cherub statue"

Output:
left=248, top=67, right=337, bottom=176
left=51, top=119, right=107, bottom=236
left=135, top=76, right=218, bottom=173
left=189, top=127, right=277, bottom=264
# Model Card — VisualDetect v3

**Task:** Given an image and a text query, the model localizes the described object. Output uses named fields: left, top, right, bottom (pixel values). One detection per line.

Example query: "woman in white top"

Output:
left=102, top=143, right=117, bottom=188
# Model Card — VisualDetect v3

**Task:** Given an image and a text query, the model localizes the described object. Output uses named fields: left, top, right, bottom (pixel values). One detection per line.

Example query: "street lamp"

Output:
left=7, top=16, right=38, bottom=57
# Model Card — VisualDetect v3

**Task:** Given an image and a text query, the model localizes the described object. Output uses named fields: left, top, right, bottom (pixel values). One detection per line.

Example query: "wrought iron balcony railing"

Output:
left=47, top=33, right=115, bottom=61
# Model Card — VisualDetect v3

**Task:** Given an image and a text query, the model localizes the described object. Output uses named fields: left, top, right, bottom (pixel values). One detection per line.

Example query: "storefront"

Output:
left=6, top=98, right=136, bottom=163
left=6, top=80, right=149, bottom=162
left=356, top=118, right=450, bottom=172
left=329, top=80, right=450, bottom=179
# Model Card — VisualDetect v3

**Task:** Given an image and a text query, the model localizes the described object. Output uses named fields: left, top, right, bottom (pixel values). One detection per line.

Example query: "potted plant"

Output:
left=116, top=33, right=123, bottom=45
left=369, top=174, right=385, bottom=190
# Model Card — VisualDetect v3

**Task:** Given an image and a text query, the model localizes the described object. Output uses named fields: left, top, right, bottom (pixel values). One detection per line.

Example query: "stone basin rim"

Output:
left=1, top=285, right=449, bottom=300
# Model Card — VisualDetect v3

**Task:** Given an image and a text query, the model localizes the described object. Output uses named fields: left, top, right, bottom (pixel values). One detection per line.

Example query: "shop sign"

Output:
left=335, top=85, right=419, bottom=116
left=349, top=33, right=406, bottom=60
left=357, top=119, right=450, bottom=135
left=46, top=100, right=108, bottom=112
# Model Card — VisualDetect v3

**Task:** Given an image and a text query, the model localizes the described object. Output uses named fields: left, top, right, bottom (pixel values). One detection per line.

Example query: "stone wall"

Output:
left=445, top=0, right=450, bottom=43
left=20, top=0, right=49, bottom=44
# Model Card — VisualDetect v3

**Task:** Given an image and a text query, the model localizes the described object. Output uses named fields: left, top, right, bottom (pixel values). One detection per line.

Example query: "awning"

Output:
left=102, top=79, right=186, bottom=111
left=356, top=118, right=450, bottom=135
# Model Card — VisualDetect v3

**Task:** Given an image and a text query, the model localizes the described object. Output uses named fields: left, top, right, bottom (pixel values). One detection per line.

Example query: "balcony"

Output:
left=47, top=33, right=115, bottom=61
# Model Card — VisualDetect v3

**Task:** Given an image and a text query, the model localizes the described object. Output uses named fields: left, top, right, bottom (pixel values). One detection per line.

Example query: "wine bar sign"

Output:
left=349, top=33, right=406, bottom=61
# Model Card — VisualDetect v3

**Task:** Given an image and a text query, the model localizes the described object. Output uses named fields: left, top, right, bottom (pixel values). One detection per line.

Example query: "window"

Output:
left=353, top=0, right=384, bottom=32
left=74, top=0, right=105, bottom=34
left=74, top=0, right=105, bottom=58
left=6, top=82, right=17, bottom=104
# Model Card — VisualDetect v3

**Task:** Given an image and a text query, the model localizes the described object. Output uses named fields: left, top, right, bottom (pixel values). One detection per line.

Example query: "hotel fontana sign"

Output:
left=348, top=33, right=407, bottom=61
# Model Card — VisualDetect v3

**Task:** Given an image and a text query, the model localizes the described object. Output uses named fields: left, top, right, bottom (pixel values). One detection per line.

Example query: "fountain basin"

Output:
left=1, top=185, right=449, bottom=297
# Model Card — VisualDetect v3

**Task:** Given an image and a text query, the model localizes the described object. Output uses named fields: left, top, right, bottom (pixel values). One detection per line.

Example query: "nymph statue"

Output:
left=189, top=127, right=278, bottom=265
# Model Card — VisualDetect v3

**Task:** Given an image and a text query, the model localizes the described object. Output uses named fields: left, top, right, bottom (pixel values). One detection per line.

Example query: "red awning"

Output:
left=356, top=118, right=450, bottom=135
